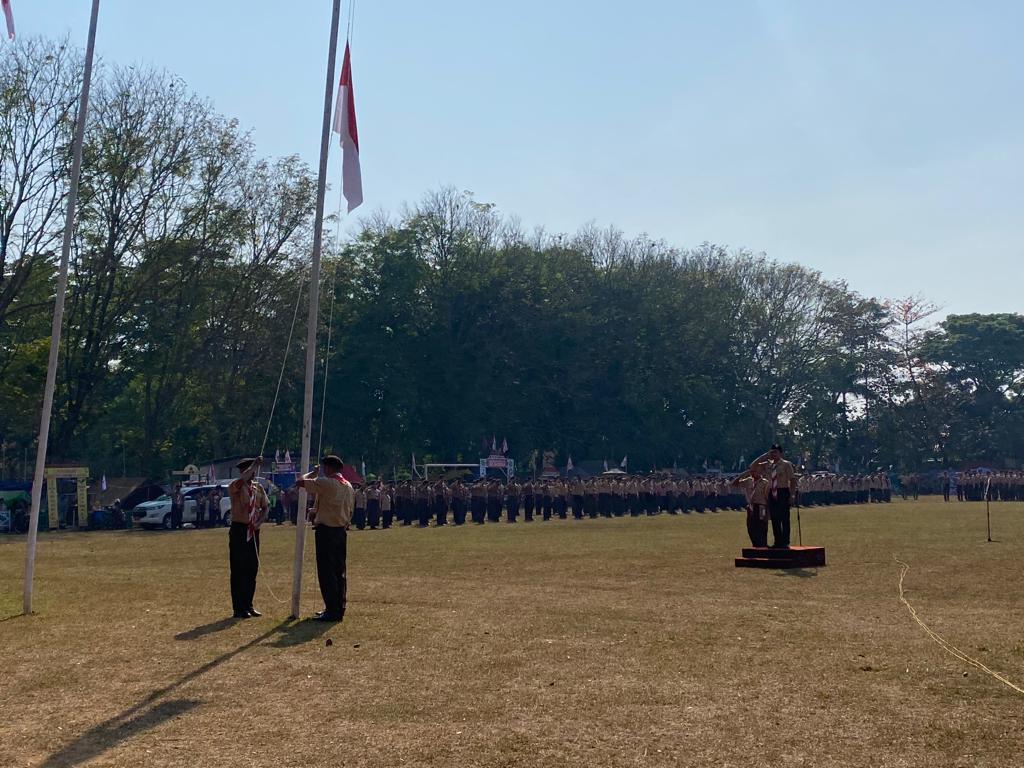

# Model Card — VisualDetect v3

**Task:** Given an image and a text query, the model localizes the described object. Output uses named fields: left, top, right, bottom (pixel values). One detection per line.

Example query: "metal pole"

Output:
left=985, top=477, right=992, bottom=543
left=23, top=0, right=101, bottom=616
left=291, top=0, right=342, bottom=620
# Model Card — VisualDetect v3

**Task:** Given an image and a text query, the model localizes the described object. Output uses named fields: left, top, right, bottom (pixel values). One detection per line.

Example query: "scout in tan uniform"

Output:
left=733, top=463, right=770, bottom=547
left=296, top=455, right=355, bottom=622
left=751, top=444, right=799, bottom=548
left=228, top=457, right=269, bottom=619
left=379, top=482, right=393, bottom=528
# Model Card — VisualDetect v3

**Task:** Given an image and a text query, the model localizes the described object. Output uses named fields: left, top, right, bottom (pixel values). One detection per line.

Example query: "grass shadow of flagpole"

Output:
left=39, top=618, right=329, bottom=767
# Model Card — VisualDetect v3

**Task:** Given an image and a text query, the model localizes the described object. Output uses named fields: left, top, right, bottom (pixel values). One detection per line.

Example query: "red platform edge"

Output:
left=735, top=546, right=826, bottom=569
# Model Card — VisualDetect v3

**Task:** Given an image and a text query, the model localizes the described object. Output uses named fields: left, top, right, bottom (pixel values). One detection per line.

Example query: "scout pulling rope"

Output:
left=895, top=557, right=1024, bottom=696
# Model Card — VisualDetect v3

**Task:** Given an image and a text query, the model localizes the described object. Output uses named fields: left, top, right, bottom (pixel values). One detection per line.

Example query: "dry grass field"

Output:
left=1, top=497, right=1023, bottom=767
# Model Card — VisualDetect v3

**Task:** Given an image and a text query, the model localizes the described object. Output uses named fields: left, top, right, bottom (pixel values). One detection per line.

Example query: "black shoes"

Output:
left=248, top=608, right=262, bottom=617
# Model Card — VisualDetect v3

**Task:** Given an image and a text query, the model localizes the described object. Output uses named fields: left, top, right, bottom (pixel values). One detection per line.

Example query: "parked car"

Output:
left=133, top=484, right=232, bottom=529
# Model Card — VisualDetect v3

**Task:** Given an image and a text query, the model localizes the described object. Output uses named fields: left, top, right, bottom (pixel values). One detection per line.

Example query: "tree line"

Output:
left=2, top=38, right=1022, bottom=481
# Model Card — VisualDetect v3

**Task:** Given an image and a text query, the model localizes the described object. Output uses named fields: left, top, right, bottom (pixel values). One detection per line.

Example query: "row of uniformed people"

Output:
left=956, top=471, right=1024, bottom=502
left=797, top=473, right=892, bottom=506
left=344, top=473, right=896, bottom=530
left=345, top=477, right=766, bottom=528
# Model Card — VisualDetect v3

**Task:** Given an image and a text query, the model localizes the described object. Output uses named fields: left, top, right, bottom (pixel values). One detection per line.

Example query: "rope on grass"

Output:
left=895, top=556, right=1024, bottom=696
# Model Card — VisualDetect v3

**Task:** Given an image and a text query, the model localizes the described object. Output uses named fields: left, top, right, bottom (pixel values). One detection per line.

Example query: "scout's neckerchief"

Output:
left=325, top=471, right=352, bottom=488
left=246, top=481, right=261, bottom=543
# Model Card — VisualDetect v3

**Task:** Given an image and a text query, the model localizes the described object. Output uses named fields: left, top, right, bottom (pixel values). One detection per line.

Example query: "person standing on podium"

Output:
left=750, top=445, right=799, bottom=548
left=732, top=462, right=771, bottom=547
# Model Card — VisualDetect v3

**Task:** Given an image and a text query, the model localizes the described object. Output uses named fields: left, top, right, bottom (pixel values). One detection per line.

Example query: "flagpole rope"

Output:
left=316, top=260, right=339, bottom=459
left=894, top=557, right=1024, bottom=696
left=259, top=272, right=307, bottom=461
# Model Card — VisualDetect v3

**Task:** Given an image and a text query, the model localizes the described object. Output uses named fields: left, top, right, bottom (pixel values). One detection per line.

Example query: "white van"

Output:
left=134, top=485, right=232, bottom=529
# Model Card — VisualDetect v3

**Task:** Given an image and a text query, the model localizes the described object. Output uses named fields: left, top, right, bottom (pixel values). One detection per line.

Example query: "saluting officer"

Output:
left=228, top=458, right=269, bottom=619
left=296, top=455, right=354, bottom=622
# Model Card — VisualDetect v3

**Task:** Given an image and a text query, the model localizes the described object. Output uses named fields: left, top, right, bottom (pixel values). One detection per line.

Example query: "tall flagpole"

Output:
left=23, top=0, right=102, bottom=616
left=292, top=0, right=343, bottom=619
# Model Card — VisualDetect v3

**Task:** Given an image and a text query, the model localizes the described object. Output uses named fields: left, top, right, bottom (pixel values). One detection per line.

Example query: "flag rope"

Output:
left=258, top=272, right=307, bottom=461
left=895, top=557, right=1024, bottom=696
left=316, top=258, right=340, bottom=459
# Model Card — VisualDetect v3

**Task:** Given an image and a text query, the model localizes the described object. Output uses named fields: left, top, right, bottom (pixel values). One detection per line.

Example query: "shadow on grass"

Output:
left=39, top=699, right=200, bottom=768
left=40, top=618, right=330, bottom=766
left=775, top=568, right=819, bottom=578
left=265, top=617, right=333, bottom=648
left=174, top=617, right=238, bottom=640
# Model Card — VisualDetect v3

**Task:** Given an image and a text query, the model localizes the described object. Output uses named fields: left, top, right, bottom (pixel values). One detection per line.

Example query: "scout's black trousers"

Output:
left=768, top=489, right=791, bottom=548
left=315, top=525, right=347, bottom=617
left=229, top=522, right=259, bottom=615
left=746, top=504, right=769, bottom=548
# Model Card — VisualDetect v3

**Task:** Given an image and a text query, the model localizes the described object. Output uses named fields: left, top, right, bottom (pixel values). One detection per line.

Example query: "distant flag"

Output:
left=332, top=41, right=363, bottom=212
left=361, top=458, right=366, bottom=478
left=501, top=437, right=508, bottom=455
left=491, top=436, right=497, bottom=453
left=209, top=464, right=217, bottom=482
left=2, top=0, right=14, bottom=41
left=101, top=475, right=107, bottom=492
left=603, top=459, right=609, bottom=472
left=702, top=458, right=708, bottom=471
left=275, top=448, right=281, bottom=463
left=284, top=449, right=292, bottom=465
left=620, top=455, right=628, bottom=469
left=567, top=455, right=574, bottom=472
left=412, top=454, right=418, bottom=475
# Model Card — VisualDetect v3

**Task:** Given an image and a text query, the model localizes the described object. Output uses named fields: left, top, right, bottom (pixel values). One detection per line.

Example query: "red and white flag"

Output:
left=2, top=0, right=15, bottom=41
left=332, top=41, right=363, bottom=212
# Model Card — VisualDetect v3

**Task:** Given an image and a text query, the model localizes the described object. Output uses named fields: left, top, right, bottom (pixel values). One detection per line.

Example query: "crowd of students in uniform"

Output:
left=222, top=448, right=1021, bottom=624
left=337, top=468, right=893, bottom=530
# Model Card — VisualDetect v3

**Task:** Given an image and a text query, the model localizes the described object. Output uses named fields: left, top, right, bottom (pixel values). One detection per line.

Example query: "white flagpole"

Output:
left=23, top=0, right=102, bottom=616
left=291, top=0, right=343, bottom=619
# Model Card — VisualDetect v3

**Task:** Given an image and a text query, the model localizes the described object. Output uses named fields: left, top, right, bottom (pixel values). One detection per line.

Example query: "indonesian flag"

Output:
left=101, top=475, right=108, bottom=492
left=567, top=456, right=574, bottom=472
left=2, top=0, right=14, bottom=41
left=501, top=437, right=508, bottom=455
left=603, top=459, right=609, bottom=472
left=620, top=455, right=628, bottom=469
left=333, top=41, right=363, bottom=212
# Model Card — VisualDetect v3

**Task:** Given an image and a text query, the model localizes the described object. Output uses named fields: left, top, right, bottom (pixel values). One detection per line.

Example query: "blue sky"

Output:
left=18, top=1, right=1024, bottom=317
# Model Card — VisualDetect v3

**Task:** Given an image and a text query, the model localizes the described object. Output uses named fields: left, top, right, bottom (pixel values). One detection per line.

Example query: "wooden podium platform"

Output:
left=735, top=546, right=826, bottom=569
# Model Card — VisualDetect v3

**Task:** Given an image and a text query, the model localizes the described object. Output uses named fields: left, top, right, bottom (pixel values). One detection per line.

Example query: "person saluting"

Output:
left=750, top=444, right=799, bottom=548
left=295, top=455, right=354, bottom=622
left=228, top=458, right=269, bottom=619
